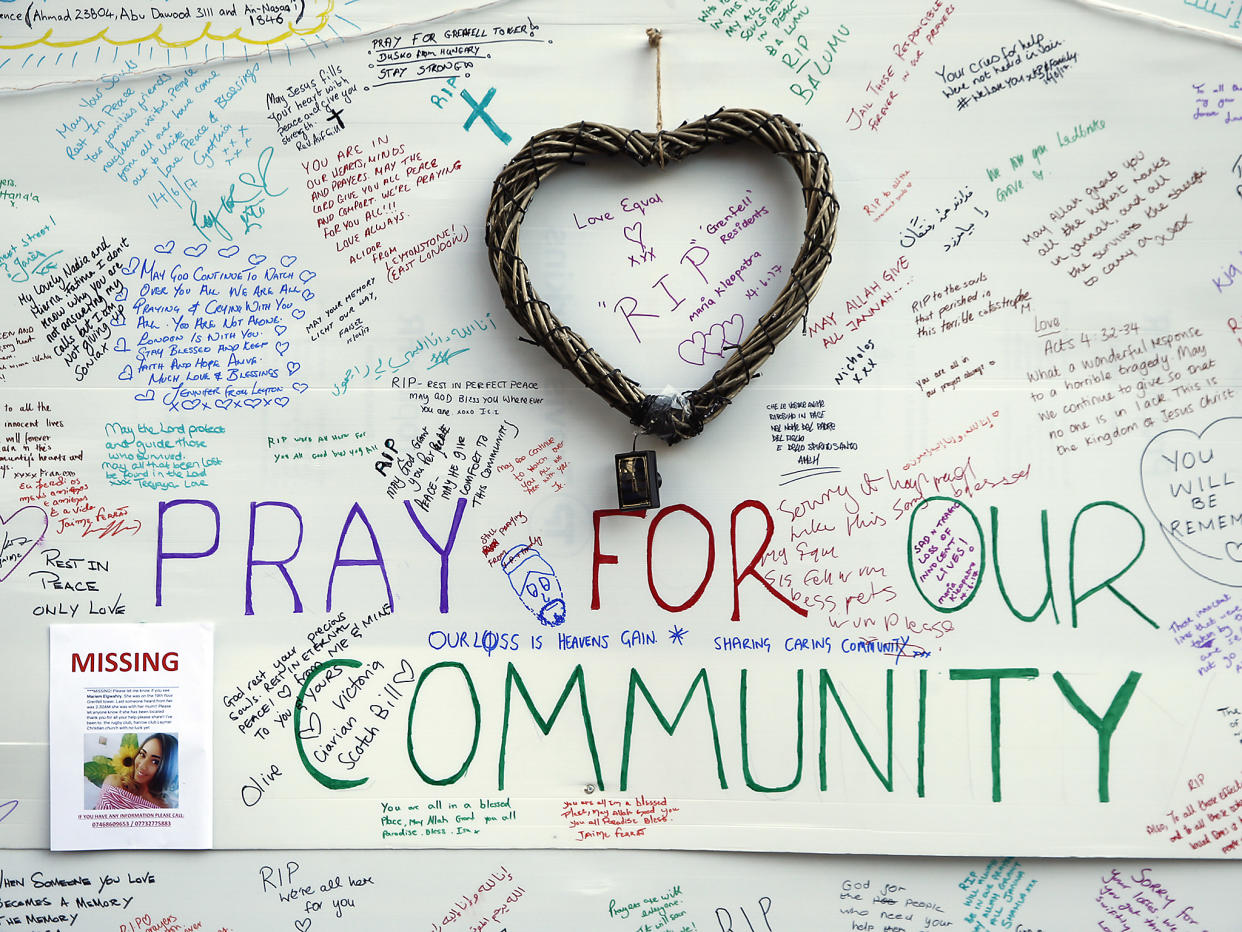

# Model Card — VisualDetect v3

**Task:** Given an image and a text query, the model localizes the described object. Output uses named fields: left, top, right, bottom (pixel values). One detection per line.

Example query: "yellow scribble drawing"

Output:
left=0, top=0, right=334, bottom=51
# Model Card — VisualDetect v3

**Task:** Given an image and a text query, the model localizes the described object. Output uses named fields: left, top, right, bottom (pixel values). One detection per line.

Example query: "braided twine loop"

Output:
left=484, top=107, right=839, bottom=444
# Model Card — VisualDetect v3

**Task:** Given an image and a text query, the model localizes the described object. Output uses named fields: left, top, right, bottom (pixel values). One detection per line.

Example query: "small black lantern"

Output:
left=615, top=450, right=661, bottom=511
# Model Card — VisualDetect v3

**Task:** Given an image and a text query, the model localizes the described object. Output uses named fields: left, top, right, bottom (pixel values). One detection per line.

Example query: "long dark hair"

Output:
left=136, top=733, right=178, bottom=799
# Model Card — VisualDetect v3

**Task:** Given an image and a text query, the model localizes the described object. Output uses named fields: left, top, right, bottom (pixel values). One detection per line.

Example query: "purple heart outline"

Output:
left=622, top=221, right=644, bottom=248
left=0, top=505, right=50, bottom=583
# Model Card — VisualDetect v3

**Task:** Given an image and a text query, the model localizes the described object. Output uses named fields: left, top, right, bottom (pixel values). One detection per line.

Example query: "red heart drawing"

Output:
left=0, top=505, right=49, bottom=583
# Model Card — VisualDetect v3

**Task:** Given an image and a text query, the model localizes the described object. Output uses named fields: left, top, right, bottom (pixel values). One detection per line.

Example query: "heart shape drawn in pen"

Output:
left=133, top=389, right=155, bottom=401
left=298, top=712, right=322, bottom=740
left=292, top=381, right=309, bottom=393
left=677, top=330, right=708, bottom=367
left=153, top=240, right=175, bottom=255
left=247, top=253, right=267, bottom=269
left=299, top=269, right=316, bottom=284
left=243, top=397, right=264, bottom=408
left=295, top=919, right=312, bottom=932
left=681, top=313, right=746, bottom=364
left=121, top=257, right=139, bottom=275
left=622, top=220, right=644, bottom=249
left=392, top=658, right=418, bottom=684
left=274, top=395, right=290, bottom=407
left=280, top=255, right=297, bottom=267
left=183, top=243, right=208, bottom=258
left=114, top=285, right=128, bottom=302
left=275, top=324, right=288, bottom=337
left=275, top=340, right=290, bottom=357
left=485, top=108, right=838, bottom=443
left=291, top=308, right=306, bottom=319
left=218, top=245, right=240, bottom=258
left=214, top=399, right=232, bottom=410
left=286, top=361, right=301, bottom=376
left=180, top=398, right=201, bottom=411
left=277, top=683, right=292, bottom=699
left=1140, top=418, right=1242, bottom=586
left=114, top=337, right=128, bottom=352
left=118, top=364, right=134, bottom=381
left=0, top=506, right=49, bottom=583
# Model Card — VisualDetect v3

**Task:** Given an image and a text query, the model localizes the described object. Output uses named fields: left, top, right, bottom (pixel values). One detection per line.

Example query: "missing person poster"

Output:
left=49, top=623, right=212, bottom=850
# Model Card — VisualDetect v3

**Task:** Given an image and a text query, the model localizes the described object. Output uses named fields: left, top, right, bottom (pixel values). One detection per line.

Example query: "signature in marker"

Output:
left=0, top=248, right=62, bottom=283
left=427, top=348, right=470, bottom=370
left=188, top=146, right=287, bottom=242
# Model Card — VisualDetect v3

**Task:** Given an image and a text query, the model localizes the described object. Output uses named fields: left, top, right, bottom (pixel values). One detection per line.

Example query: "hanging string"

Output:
left=646, top=27, right=666, bottom=168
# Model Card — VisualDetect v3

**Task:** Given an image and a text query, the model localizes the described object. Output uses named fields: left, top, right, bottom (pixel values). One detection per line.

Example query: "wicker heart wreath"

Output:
left=484, top=107, right=839, bottom=444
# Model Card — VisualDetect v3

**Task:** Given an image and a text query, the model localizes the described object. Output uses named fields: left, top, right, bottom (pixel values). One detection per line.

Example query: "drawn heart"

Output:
left=298, top=712, right=322, bottom=740
left=277, top=683, right=292, bottom=699
left=114, top=337, right=128, bottom=352
left=622, top=220, right=644, bottom=248
left=276, top=341, right=290, bottom=356
left=1140, top=417, right=1242, bottom=586
left=0, top=506, right=49, bottom=583
left=183, top=243, right=208, bottom=258
left=153, top=240, right=175, bottom=254
left=274, top=396, right=290, bottom=407
left=677, top=331, right=708, bottom=366
left=247, top=253, right=267, bottom=268
left=287, top=361, right=301, bottom=375
left=299, top=269, right=317, bottom=283
left=180, top=398, right=201, bottom=411
left=292, top=308, right=306, bottom=319
left=275, top=324, right=288, bottom=337
left=392, top=658, right=418, bottom=684
left=295, top=919, right=312, bottom=932
left=218, top=245, right=240, bottom=258
left=133, top=389, right=155, bottom=401
left=280, top=255, right=297, bottom=267
left=292, top=381, right=309, bottom=393
left=243, top=397, right=264, bottom=408
left=114, top=285, right=128, bottom=301
left=118, top=364, right=133, bottom=381
left=485, top=108, right=838, bottom=442
left=121, top=257, right=139, bottom=275
left=721, top=312, right=744, bottom=347
left=214, top=399, right=232, bottom=410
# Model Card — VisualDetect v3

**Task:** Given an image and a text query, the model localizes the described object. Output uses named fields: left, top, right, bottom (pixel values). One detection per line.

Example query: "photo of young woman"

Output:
left=95, top=733, right=179, bottom=811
